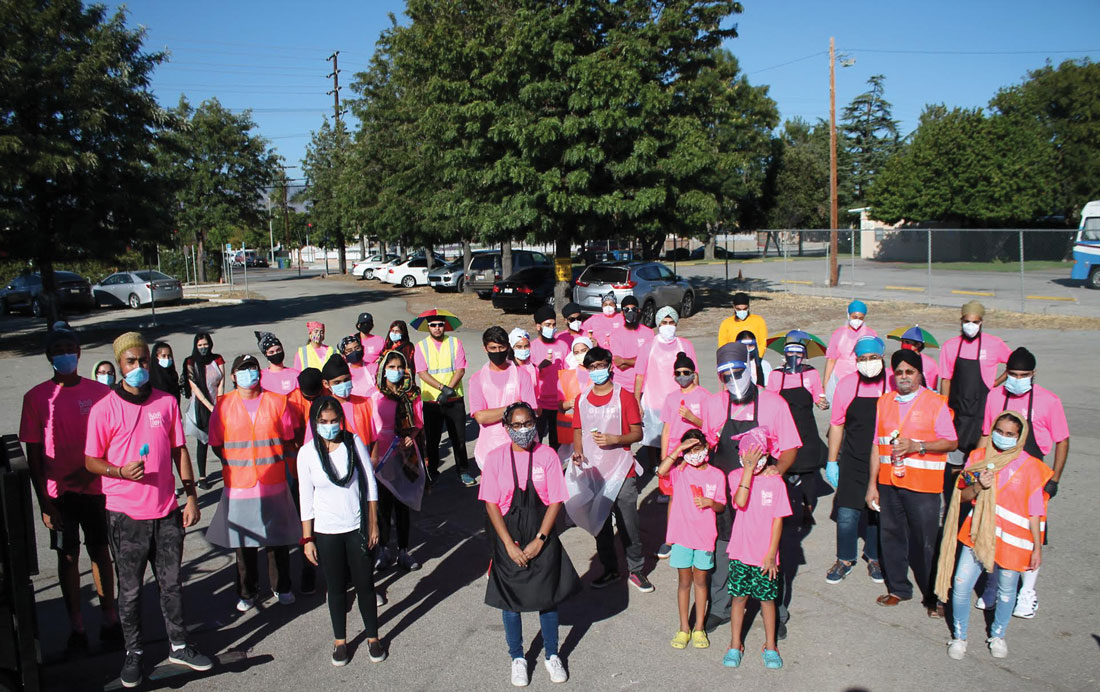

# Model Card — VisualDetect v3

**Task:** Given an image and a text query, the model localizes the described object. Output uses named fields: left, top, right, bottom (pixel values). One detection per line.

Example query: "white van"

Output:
left=1070, top=200, right=1100, bottom=289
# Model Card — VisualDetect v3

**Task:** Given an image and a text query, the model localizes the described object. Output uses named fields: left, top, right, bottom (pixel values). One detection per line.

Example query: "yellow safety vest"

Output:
left=297, top=344, right=333, bottom=370
left=417, top=336, right=462, bottom=402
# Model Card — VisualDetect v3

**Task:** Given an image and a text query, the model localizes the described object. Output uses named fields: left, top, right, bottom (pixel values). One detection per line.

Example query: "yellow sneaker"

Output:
left=692, top=630, right=710, bottom=649
left=670, top=631, right=690, bottom=649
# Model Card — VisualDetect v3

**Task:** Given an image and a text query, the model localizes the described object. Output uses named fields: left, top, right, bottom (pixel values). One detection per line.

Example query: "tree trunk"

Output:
left=553, top=236, right=572, bottom=310
left=501, top=240, right=513, bottom=280
left=398, top=237, right=408, bottom=262
left=704, top=234, right=716, bottom=260
left=424, top=245, right=434, bottom=270
left=358, top=227, right=365, bottom=260
left=462, top=239, right=473, bottom=293
left=197, top=232, right=207, bottom=283
left=338, top=236, right=347, bottom=275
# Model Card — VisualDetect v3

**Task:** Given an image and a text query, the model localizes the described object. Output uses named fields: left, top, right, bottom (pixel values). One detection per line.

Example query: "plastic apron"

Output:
left=837, top=377, right=885, bottom=509
left=473, top=365, right=523, bottom=468
left=710, top=393, right=759, bottom=542
left=778, top=370, right=822, bottom=474
left=375, top=437, right=427, bottom=512
left=948, top=333, right=989, bottom=457
left=563, top=385, right=636, bottom=536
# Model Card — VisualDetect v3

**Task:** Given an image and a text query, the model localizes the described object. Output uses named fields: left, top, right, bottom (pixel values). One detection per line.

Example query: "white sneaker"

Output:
left=276, top=591, right=296, bottom=606
left=1012, top=589, right=1037, bottom=619
left=947, top=639, right=967, bottom=660
left=235, top=598, right=254, bottom=613
left=376, top=592, right=386, bottom=607
left=987, top=636, right=1008, bottom=658
left=397, top=549, right=421, bottom=571
left=544, top=655, right=568, bottom=683
left=511, top=658, right=529, bottom=687
left=974, top=596, right=993, bottom=611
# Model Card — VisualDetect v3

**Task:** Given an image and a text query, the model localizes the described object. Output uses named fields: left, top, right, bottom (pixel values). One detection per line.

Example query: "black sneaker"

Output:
left=331, top=643, right=348, bottom=667
left=591, top=571, right=620, bottom=589
left=120, top=651, right=142, bottom=689
left=628, top=572, right=655, bottom=593
left=198, top=478, right=210, bottom=491
left=777, top=620, right=788, bottom=641
left=66, top=629, right=89, bottom=653
left=100, top=622, right=124, bottom=649
left=367, top=639, right=387, bottom=663
left=168, top=644, right=213, bottom=672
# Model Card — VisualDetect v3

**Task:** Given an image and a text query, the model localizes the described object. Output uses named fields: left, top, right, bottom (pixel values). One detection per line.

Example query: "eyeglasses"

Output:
left=674, top=369, right=694, bottom=376
left=507, top=421, right=536, bottom=430
left=428, top=322, right=446, bottom=328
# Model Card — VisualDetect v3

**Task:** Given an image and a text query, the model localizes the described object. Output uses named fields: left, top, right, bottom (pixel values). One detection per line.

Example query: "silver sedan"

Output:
left=93, top=270, right=183, bottom=309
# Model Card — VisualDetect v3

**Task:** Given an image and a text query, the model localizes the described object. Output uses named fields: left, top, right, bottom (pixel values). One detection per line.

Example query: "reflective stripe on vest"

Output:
left=298, top=344, right=333, bottom=370
left=875, top=388, right=950, bottom=493
left=417, top=337, right=462, bottom=402
left=218, top=391, right=289, bottom=489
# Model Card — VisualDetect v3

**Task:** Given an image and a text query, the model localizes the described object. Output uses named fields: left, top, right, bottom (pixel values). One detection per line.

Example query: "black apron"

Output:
left=948, top=333, right=989, bottom=456
left=837, top=376, right=885, bottom=509
left=1000, top=388, right=1044, bottom=461
left=711, top=393, right=758, bottom=542
left=778, top=370, right=823, bottom=474
left=485, top=449, right=580, bottom=612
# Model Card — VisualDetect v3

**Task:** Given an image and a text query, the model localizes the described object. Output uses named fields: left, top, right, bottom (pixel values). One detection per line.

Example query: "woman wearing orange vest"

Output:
left=555, top=337, right=592, bottom=458
left=866, top=349, right=957, bottom=615
left=206, top=355, right=301, bottom=613
left=936, top=410, right=1050, bottom=660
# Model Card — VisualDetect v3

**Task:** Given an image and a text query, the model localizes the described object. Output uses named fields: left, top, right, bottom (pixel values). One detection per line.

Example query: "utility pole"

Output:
left=828, top=37, right=839, bottom=287
left=326, top=51, right=349, bottom=274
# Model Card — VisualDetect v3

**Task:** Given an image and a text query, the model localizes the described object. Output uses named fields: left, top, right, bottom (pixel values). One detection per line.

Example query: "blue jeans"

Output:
left=836, top=506, right=880, bottom=563
left=502, top=609, right=558, bottom=660
left=951, top=547, right=1019, bottom=640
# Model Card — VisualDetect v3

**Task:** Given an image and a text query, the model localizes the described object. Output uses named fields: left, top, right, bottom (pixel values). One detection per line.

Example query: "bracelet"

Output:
left=299, top=536, right=315, bottom=547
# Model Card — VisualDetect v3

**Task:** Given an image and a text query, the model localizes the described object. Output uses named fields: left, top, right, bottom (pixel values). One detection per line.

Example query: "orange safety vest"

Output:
left=958, top=448, right=1052, bottom=572
left=557, top=369, right=583, bottom=444
left=217, top=390, right=292, bottom=489
left=875, top=388, right=950, bottom=493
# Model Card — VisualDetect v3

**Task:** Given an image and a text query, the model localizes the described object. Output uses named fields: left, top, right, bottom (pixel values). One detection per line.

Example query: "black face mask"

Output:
left=266, top=351, right=285, bottom=366
left=623, top=308, right=639, bottom=325
left=487, top=350, right=509, bottom=366
left=345, top=350, right=364, bottom=365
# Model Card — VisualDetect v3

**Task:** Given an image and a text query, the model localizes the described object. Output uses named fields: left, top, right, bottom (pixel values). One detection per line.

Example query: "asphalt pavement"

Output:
left=1, top=269, right=1096, bottom=692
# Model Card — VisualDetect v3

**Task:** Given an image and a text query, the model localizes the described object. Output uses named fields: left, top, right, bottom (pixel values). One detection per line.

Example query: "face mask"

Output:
left=848, top=318, right=864, bottom=330
left=385, top=368, right=403, bottom=384
left=735, top=309, right=749, bottom=320
left=540, top=326, right=555, bottom=340
left=623, top=309, right=639, bottom=325
left=725, top=370, right=752, bottom=400
left=895, top=390, right=918, bottom=403
left=507, top=425, right=538, bottom=449
left=684, top=450, right=707, bottom=467
left=389, top=331, right=403, bottom=342
left=158, top=357, right=173, bottom=369
left=601, top=305, right=615, bottom=317
left=900, top=343, right=918, bottom=352
left=51, top=353, right=78, bottom=375
left=487, top=350, right=509, bottom=367
left=310, top=332, right=323, bottom=344
left=568, top=319, right=582, bottom=332
left=658, top=324, right=676, bottom=340
left=674, top=373, right=694, bottom=388
left=317, top=422, right=341, bottom=441
left=1005, top=375, right=1032, bottom=396
left=961, top=322, right=981, bottom=339
left=96, top=373, right=115, bottom=386
left=857, top=360, right=883, bottom=379
left=123, top=366, right=149, bottom=388
left=991, top=431, right=1018, bottom=452
left=266, top=351, right=285, bottom=365
left=589, top=367, right=610, bottom=385
left=785, top=354, right=803, bottom=371
left=513, top=348, right=530, bottom=361
left=331, top=380, right=353, bottom=399
left=198, top=346, right=211, bottom=356
left=235, top=368, right=259, bottom=389
left=345, top=350, right=364, bottom=365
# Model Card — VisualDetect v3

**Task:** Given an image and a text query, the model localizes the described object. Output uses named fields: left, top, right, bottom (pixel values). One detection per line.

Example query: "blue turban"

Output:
left=853, top=335, right=884, bottom=357
left=848, top=300, right=868, bottom=315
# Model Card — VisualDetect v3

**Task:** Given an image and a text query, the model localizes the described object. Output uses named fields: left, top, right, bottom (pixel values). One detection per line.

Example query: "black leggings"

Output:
left=196, top=442, right=209, bottom=478
left=378, top=485, right=410, bottom=550
left=314, top=531, right=377, bottom=640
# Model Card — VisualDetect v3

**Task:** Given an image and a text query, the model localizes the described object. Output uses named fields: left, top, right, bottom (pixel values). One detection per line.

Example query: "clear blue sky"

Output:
left=110, top=0, right=1100, bottom=173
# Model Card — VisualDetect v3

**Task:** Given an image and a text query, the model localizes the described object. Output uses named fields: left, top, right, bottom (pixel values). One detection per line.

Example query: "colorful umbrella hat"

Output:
left=887, top=325, right=939, bottom=349
left=411, top=309, right=462, bottom=332
left=766, top=331, right=827, bottom=359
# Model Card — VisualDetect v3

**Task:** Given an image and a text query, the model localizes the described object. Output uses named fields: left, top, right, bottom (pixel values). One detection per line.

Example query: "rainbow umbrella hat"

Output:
left=411, top=309, right=462, bottom=332
left=766, top=330, right=827, bottom=359
left=887, top=325, right=939, bottom=349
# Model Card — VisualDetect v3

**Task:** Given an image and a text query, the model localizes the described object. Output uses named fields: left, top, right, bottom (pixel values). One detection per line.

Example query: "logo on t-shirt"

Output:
left=705, top=483, right=717, bottom=497
left=78, top=398, right=95, bottom=416
left=532, top=466, right=545, bottom=482
left=760, top=490, right=774, bottom=506
left=147, top=411, right=163, bottom=428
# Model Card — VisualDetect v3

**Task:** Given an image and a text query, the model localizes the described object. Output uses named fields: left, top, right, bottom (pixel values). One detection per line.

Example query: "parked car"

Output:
left=689, top=245, right=734, bottom=260
left=663, top=247, right=691, bottom=262
left=92, top=270, right=183, bottom=308
left=466, top=250, right=553, bottom=298
left=491, top=265, right=565, bottom=313
left=1, top=271, right=94, bottom=316
left=380, top=254, right=447, bottom=288
left=352, top=253, right=398, bottom=279
left=428, top=257, right=471, bottom=292
left=572, top=261, right=695, bottom=327
left=230, top=250, right=268, bottom=268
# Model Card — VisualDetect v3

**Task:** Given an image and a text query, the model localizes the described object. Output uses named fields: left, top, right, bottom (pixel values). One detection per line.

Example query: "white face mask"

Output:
left=684, top=450, right=707, bottom=467
left=856, top=359, right=883, bottom=379
left=568, top=319, right=582, bottom=332
left=540, top=326, right=554, bottom=340
left=658, top=324, right=676, bottom=341
left=389, top=330, right=403, bottom=342
left=961, top=321, right=981, bottom=338
left=602, top=305, right=615, bottom=317
left=849, top=318, right=864, bottom=330
left=734, top=309, right=749, bottom=320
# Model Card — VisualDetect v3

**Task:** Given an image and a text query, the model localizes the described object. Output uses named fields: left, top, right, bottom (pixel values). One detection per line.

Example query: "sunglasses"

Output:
left=427, top=322, right=446, bottom=328
left=674, top=369, right=694, bottom=376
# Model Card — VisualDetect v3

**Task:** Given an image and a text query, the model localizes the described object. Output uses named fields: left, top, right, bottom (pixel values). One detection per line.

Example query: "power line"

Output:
left=847, top=47, right=1099, bottom=56
left=153, top=35, right=370, bottom=57
left=747, top=51, right=828, bottom=75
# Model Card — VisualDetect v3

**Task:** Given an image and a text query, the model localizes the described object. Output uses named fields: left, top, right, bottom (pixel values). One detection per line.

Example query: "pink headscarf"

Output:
left=306, top=321, right=324, bottom=332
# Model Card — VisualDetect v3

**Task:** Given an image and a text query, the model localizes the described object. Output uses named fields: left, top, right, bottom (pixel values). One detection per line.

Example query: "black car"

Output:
left=467, top=250, right=553, bottom=298
left=491, top=265, right=563, bottom=313
left=1, top=271, right=94, bottom=316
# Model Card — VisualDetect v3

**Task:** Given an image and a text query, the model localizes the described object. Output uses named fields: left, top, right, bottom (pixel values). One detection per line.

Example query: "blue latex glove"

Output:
left=825, top=461, right=839, bottom=488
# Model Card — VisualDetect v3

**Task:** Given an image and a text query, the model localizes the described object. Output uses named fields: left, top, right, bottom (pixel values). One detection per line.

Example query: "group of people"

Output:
left=18, top=292, right=1069, bottom=687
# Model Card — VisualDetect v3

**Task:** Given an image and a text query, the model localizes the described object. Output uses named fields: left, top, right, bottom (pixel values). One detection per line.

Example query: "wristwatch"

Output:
left=536, top=532, right=548, bottom=542
left=918, top=441, right=927, bottom=456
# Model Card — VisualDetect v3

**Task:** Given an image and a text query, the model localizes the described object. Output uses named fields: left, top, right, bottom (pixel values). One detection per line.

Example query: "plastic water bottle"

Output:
left=889, top=430, right=906, bottom=478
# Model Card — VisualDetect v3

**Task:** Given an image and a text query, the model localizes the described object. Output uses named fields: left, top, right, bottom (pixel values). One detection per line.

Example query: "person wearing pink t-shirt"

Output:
left=657, top=430, right=726, bottom=650
left=509, top=327, right=540, bottom=400
left=939, top=302, right=1010, bottom=459
left=823, top=300, right=878, bottom=402
left=469, top=327, right=538, bottom=473
left=530, top=306, right=572, bottom=447
left=609, top=295, right=654, bottom=395
left=20, top=325, right=119, bottom=648
left=256, top=331, right=301, bottom=396
left=84, top=332, right=210, bottom=685
left=356, top=312, right=387, bottom=379
left=582, top=293, right=625, bottom=349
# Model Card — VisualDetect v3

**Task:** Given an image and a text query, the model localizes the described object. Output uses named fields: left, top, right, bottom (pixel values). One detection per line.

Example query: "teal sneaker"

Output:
left=722, top=648, right=743, bottom=668
left=762, top=648, right=783, bottom=669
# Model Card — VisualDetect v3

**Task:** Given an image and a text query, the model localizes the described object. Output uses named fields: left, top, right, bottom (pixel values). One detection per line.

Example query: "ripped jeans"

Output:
left=951, top=546, right=1020, bottom=640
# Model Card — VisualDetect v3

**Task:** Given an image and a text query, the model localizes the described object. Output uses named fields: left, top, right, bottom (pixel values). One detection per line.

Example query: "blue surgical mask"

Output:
left=96, top=373, right=115, bottom=386
left=158, top=357, right=172, bottom=369
left=385, top=368, right=403, bottom=384
left=540, top=326, right=555, bottom=340
left=123, top=367, right=149, bottom=388
left=589, top=367, right=610, bottom=385
left=236, top=368, right=259, bottom=389
left=51, top=353, right=78, bottom=375
left=317, top=422, right=341, bottom=441
left=331, top=380, right=353, bottom=399
left=1005, top=375, right=1032, bottom=396
left=513, top=348, right=530, bottom=361
left=735, top=309, right=749, bottom=320
left=895, top=390, right=918, bottom=404
left=991, top=431, right=1018, bottom=452
left=389, top=331, right=403, bottom=342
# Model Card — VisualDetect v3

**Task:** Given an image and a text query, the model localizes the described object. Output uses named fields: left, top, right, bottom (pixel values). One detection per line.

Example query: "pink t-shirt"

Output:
left=477, top=443, right=568, bottom=515
left=515, top=362, right=539, bottom=399
left=85, top=389, right=185, bottom=520
left=20, top=378, right=110, bottom=497
left=703, top=389, right=802, bottom=455
left=981, top=384, right=1069, bottom=457
left=939, top=333, right=1011, bottom=390
left=609, top=325, right=654, bottom=394
left=412, top=336, right=468, bottom=375
left=530, top=335, right=571, bottom=407
left=349, top=363, right=377, bottom=397
left=665, top=463, right=726, bottom=550
left=369, top=391, right=425, bottom=456
left=659, top=386, right=712, bottom=456
left=261, top=367, right=300, bottom=396
left=765, top=368, right=824, bottom=400
left=640, top=336, right=698, bottom=413
left=360, top=333, right=387, bottom=378
left=826, top=323, right=879, bottom=384
left=468, top=364, right=538, bottom=465
left=830, top=373, right=891, bottom=426
left=583, top=313, right=625, bottom=350
left=887, top=353, right=940, bottom=391
left=726, top=469, right=792, bottom=566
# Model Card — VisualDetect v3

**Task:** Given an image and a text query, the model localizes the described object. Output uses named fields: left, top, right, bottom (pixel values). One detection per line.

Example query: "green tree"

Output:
left=301, top=119, right=354, bottom=273
left=0, top=0, right=172, bottom=322
left=841, top=74, right=899, bottom=203
left=767, top=118, right=836, bottom=229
